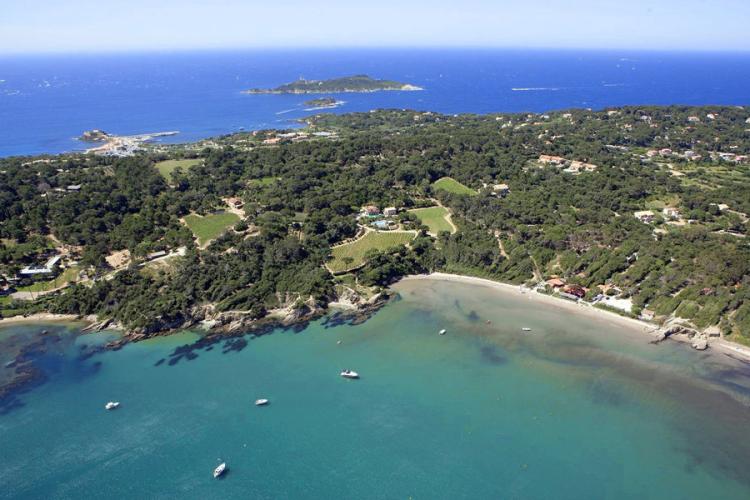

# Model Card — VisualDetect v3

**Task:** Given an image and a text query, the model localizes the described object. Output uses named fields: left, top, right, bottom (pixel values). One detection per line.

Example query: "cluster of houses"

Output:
left=634, top=207, right=683, bottom=224
left=644, top=148, right=748, bottom=164
left=359, top=205, right=399, bottom=230
left=709, top=151, right=749, bottom=163
left=645, top=148, right=701, bottom=161
left=537, top=155, right=598, bottom=174
left=544, top=277, right=660, bottom=320
left=259, top=131, right=337, bottom=146
left=545, top=277, right=588, bottom=300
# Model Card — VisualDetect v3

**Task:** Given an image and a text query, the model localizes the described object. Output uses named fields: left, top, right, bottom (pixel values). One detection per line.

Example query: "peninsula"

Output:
left=243, top=75, right=422, bottom=94
left=78, top=130, right=179, bottom=157
left=2, top=105, right=750, bottom=355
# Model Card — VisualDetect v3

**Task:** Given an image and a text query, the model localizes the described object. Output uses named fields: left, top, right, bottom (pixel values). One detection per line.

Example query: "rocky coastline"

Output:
left=81, top=287, right=392, bottom=349
left=0, top=288, right=392, bottom=411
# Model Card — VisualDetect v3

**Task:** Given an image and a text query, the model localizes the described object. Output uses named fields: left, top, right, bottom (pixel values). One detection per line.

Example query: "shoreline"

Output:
left=399, top=272, right=750, bottom=363
left=4, top=274, right=750, bottom=363
left=0, top=313, right=90, bottom=328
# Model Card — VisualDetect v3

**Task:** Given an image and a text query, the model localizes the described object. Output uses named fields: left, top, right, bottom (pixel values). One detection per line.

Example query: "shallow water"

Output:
left=1, top=279, right=750, bottom=499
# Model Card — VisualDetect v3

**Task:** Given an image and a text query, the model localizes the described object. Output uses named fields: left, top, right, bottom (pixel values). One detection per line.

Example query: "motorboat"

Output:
left=255, top=399, right=269, bottom=406
left=213, top=462, right=227, bottom=478
left=104, top=401, right=120, bottom=410
left=439, top=329, right=447, bottom=335
left=522, top=327, right=532, bottom=332
left=340, top=369, right=359, bottom=379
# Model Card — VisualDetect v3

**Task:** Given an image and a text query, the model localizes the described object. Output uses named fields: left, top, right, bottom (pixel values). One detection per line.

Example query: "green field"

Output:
left=155, top=159, right=202, bottom=182
left=183, top=212, right=240, bottom=245
left=329, top=231, right=416, bottom=273
left=408, top=206, right=455, bottom=235
left=433, top=177, right=477, bottom=195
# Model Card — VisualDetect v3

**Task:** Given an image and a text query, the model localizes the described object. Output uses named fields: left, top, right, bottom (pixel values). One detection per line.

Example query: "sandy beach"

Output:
left=400, top=272, right=750, bottom=362
left=0, top=313, right=87, bottom=328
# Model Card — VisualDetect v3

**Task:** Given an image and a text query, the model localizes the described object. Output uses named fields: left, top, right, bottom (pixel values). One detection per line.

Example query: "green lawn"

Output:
left=408, top=206, right=455, bottom=234
left=183, top=212, right=240, bottom=245
left=433, top=177, right=477, bottom=196
left=155, top=159, right=202, bottom=182
left=329, top=231, right=416, bottom=273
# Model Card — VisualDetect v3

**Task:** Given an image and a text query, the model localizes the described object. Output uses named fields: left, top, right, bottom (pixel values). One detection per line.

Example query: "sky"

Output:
left=1, top=0, right=749, bottom=54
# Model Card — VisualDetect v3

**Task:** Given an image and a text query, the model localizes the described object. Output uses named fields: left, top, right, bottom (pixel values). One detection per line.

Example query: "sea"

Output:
left=3, top=49, right=750, bottom=498
left=1, top=48, right=750, bottom=157
left=2, top=278, right=750, bottom=499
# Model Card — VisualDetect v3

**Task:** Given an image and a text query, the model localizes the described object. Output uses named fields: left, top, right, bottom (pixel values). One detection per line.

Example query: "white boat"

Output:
left=439, top=329, right=447, bottom=335
left=340, top=369, right=359, bottom=379
left=522, top=327, right=532, bottom=332
left=255, top=399, right=269, bottom=406
left=213, top=462, right=227, bottom=478
left=104, top=401, right=120, bottom=410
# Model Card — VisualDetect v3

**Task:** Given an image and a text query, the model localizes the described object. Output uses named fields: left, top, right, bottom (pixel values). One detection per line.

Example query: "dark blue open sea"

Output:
left=1, top=49, right=749, bottom=157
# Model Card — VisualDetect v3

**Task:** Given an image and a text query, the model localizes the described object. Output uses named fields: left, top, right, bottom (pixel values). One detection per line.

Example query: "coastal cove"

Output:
left=2, top=277, right=750, bottom=498
left=5, top=271, right=750, bottom=360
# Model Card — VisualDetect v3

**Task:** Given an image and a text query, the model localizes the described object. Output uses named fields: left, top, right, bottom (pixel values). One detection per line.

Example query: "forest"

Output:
left=1, top=105, right=749, bottom=342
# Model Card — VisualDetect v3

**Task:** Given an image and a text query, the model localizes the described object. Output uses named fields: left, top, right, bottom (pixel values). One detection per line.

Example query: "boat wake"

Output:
left=511, top=87, right=560, bottom=92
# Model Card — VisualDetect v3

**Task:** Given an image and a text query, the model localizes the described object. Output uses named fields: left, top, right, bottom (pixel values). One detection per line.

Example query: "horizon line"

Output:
left=2, top=45, right=750, bottom=57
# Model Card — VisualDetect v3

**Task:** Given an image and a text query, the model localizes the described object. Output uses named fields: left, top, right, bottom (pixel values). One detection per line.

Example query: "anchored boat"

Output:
left=213, top=462, right=227, bottom=478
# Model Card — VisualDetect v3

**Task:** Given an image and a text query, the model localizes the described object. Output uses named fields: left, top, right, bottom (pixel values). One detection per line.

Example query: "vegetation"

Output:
left=304, top=97, right=340, bottom=108
left=2, top=105, right=750, bottom=343
left=16, top=267, right=80, bottom=293
left=248, top=176, right=279, bottom=187
left=183, top=212, right=240, bottom=245
left=329, top=231, right=416, bottom=273
left=245, top=75, right=414, bottom=94
left=155, top=159, right=202, bottom=182
left=432, top=177, right=477, bottom=196
left=408, top=206, right=454, bottom=235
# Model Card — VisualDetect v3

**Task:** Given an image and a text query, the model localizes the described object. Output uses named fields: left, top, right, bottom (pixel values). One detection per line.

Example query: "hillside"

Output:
left=2, top=105, right=749, bottom=344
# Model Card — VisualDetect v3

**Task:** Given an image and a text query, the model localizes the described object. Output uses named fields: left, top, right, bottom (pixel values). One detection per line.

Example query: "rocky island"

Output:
left=78, top=129, right=111, bottom=142
left=244, top=74, right=422, bottom=94
left=303, top=97, right=345, bottom=110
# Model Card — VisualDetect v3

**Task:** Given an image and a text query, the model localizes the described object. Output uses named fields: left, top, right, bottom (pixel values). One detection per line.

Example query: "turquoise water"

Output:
left=2, top=278, right=750, bottom=499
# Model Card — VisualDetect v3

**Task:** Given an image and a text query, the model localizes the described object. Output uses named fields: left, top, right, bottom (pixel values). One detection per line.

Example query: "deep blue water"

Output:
left=1, top=49, right=749, bottom=157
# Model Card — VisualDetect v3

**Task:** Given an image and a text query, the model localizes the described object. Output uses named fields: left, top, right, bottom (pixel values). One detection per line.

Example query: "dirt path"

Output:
left=433, top=199, right=458, bottom=234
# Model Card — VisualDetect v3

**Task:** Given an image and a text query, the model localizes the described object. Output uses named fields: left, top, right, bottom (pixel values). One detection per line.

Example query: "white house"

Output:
left=20, top=255, right=62, bottom=276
